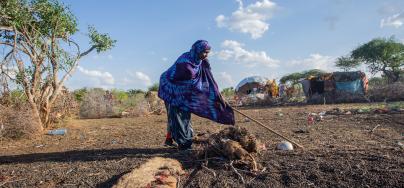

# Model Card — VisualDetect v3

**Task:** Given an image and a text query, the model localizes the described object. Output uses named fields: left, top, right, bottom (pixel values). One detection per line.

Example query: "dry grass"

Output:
left=0, top=104, right=41, bottom=139
left=79, top=89, right=121, bottom=119
left=50, top=90, right=79, bottom=124
left=367, top=82, right=404, bottom=102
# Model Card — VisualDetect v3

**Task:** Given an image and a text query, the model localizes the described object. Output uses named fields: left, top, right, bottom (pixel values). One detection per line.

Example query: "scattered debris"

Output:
left=276, top=141, right=294, bottom=151
left=370, top=124, right=381, bottom=133
left=121, top=111, right=130, bottom=117
left=325, top=105, right=404, bottom=116
left=294, top=128, right=309, bottom=134
left=276, top=112, right=284, bottom=117
left=307, top=115, right=315, bottom=125
left=397, top=142, right=404, bottom=149
left=47, top=128, right=67, bottom=135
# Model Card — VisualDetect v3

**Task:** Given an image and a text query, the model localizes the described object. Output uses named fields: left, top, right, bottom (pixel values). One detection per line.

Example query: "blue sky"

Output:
left=63, top=0, right=404, bottom=91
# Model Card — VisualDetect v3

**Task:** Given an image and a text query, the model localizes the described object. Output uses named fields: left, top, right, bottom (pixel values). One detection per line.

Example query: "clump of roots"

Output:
left=194, top=126, right=261, bottom=171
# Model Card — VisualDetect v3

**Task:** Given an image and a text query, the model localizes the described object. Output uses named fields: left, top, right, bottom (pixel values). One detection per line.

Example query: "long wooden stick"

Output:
left=231, top=107, right=304, bottom=149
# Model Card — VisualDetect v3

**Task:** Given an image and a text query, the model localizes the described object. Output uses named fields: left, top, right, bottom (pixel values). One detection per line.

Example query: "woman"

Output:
left=158, top=40, right=235, bottom=150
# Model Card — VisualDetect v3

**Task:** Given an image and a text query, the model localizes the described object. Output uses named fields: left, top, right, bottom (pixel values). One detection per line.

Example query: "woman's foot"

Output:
left=164, top=139, right=177, bottom=147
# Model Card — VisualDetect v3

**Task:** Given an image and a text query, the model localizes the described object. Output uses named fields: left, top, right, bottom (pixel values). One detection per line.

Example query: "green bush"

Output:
left=221, top=87, right=235, bottom=99
left=147, top=83, right=159, bottom=92
left=73, top=88, right=88, bottom=102
left=111, top=89, right=128, bottom=102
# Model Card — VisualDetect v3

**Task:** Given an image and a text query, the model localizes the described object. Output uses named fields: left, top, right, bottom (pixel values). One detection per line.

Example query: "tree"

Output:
left=127, top=89, right=145, bottom=96
left=368, top=76, right=387, bottom=89
left=341, top=37, right=404, bottom=83
left=147, top=83, right=159, bottom=92
left=335, top=56, right=361, bottom=71
left=0, top=0, right=116, bottom=130
left=73, top=88, right=88, bottom=102
left=111, top=89, right=128, bottom=103
left=221, top=87, right=235, bottom=98
left=280, top=69, right=327, bottom=84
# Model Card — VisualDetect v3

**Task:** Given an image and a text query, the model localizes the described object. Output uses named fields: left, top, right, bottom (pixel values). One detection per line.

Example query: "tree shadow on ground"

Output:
left=0, top=147, right=180, bottom=164
left=1, top=147, right=206, bottom=187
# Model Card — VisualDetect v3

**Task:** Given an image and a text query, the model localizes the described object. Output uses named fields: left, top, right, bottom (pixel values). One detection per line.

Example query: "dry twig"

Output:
left=115, top=157, right=127, bottom=163
left=370, top=124, right=381, bottom=133
left=201, top=164, right=217, bottom=178
left=229, top=161, right=245, bottom=184
left=247, top=168, right=267, bottom=184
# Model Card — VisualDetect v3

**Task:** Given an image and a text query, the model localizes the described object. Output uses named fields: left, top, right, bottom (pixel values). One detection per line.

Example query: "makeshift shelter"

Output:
left=235, top=76, right=268, bottom=96
left=301, top=71, right=369, bottom=103
left=235, top=76, right=276, bottom=105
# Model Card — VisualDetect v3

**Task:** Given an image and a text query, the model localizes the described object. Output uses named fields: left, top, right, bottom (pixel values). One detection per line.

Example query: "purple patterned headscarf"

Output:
left=158, top=40, right=235, bottom=125
left=189, top=40, right=211, bottom=63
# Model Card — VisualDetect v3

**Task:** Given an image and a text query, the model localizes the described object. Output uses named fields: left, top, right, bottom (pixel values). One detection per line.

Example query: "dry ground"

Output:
left=1, top=103, right=403, bottom=188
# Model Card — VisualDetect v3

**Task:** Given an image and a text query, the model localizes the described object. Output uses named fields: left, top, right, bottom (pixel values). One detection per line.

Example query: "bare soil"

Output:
left=1, top=103, right=403, bottom=188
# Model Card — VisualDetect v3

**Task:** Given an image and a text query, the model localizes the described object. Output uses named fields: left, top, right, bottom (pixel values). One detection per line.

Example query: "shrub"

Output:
left=221, top=87, right=235, bottom=100
left=111, top=89, right=128, bottom=103
left=367, top=82, right=404, bottom=102
left=73, top=88, right=88, bottom=102
left=79, top=88, right=120, bottom=119
left=0, top=104, right=41, bottom=139
left=50, top=88, right=79, bottom=124
left=147, top=83, right=159, bottom=92
left=127, top=89, right=145, bottom=96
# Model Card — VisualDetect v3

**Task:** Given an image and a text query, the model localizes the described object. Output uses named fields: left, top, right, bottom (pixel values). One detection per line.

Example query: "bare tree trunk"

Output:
left=384, top=70, right=399, bottom=84
left=28, top=100, right=44, bottom=132
left=39, top=101, right=51, bottom=128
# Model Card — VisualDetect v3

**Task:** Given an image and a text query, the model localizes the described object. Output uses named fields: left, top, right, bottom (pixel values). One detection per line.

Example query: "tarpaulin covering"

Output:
left=335, top=80, right=364, bottom=94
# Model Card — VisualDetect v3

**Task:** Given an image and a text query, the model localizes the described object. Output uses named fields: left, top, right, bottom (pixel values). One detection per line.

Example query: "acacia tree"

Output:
left=0, top=0, right=116, bottom=130
left=335, top=56, right=360, bottom=71
left=147, top=83, right=159, bottom=92
left=336, top=37, right=404, bottom=83
left=280, top=69, right=327, bottom=84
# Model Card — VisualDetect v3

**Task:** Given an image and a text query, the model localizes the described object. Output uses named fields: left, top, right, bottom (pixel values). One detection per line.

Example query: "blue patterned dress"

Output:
left=158, top=40, right=235, bottom=148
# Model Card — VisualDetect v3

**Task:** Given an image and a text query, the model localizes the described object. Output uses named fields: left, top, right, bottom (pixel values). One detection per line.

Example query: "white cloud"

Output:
left=216, top=0, right=277, bottom=39
left=77, top=66, right=115, bottom=85
left=134, top=71, right=152, bottom=86
left=162, top=57, right=168, bottom=62
left=287, top=53, right=336, bottom=72
left=219, top=72, right=235, bottom=85
left=216, top=40, right=279, bottom=67
left=380, top=12, right=404, bottom=28
left=214, top=72, right=236, bottom=90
